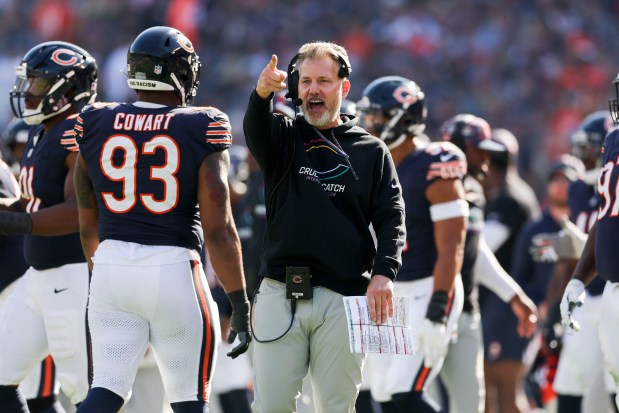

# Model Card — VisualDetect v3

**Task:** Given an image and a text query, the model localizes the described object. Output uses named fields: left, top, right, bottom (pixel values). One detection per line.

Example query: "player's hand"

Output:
left=226, top=291, right=252, bottom=359
left=510, top=292, right=538, bottom=338
left=418, top=318, right=447, bottom=368
left=366, top=274, right=393, bottom=324
left=256, top=54, right=288, bottom=100
left=560, top=279, right=585, bottom=334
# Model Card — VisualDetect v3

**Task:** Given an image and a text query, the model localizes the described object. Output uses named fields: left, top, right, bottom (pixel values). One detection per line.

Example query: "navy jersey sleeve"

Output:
left=203, top=108, right=232, bottom=151
left=424, top=141, right=467, bottom=184
left=396, top=141, right=467, bottom=282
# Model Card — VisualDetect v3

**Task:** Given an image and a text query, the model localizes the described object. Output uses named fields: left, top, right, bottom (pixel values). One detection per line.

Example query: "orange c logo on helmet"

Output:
left=393, top=86, right=418, bottom=105
left=292, top=275, right=303, bottom=284
left=51, top=49, right=79, bottom=66
left=176, top=34, right=195, bottom=53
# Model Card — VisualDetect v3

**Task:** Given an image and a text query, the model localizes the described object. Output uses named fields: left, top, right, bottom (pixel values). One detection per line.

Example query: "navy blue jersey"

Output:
left=511, top=210, right=561, bottom=304
left=595, top=129, right=619, bottom=283
left=462, top=174, right=485, bottom=313
left=18, top=116, right=85, bottom=270
left=568, top=177, right=605, bottom=294
left=397, top=141, right=467, bottom=281
left=75, top=102, right=232, bottom=252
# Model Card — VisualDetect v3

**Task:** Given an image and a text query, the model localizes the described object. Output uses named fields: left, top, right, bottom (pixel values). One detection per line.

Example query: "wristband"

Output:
left=425, top=290, right=449, bottom=324
left=227, top=289, right=250, bottom=314
left=0, top=211, right=33, bottom=235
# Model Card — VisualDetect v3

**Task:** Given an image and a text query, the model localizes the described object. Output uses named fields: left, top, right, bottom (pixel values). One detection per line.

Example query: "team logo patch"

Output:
left=392, top=85, right=418, bottom=105
left=51, top=48, right=79, bottom=66
left=176, top=33, right=195, bottom=53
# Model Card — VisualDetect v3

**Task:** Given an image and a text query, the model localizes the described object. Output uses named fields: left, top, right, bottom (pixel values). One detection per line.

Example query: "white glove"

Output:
left=560, top=279, right=585, bottom=334
left=417, top=318, right=447, bottom=368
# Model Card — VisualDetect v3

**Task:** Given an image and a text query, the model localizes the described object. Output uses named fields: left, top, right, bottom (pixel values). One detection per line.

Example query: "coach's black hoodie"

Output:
left=244, top=90, right=405, bottom=296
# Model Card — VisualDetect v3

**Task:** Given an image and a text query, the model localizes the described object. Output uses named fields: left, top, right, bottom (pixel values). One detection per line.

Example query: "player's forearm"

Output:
left=29, top=201, right=80, bottom=235
left=204, top=224, right=247, bottom=293
left=432, top=251, right=462, bottom=293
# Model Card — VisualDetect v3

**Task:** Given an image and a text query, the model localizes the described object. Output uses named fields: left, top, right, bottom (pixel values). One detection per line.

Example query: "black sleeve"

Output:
left=243, top=89, right=277, bottom=167
left=370, top=150, right=406, bottom=279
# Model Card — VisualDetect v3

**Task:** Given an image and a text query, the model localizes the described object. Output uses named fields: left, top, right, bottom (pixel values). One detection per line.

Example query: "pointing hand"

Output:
left=256, top=54, right=288, bottom=99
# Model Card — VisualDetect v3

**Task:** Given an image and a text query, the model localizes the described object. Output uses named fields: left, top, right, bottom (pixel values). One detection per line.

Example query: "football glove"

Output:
left=418, top=318, right=447, bottom=368
left=419, top=291, right=449, bottom=368
left=226, top=289, right=252, bottom=359
left=559, top=279, right=585, bottom=334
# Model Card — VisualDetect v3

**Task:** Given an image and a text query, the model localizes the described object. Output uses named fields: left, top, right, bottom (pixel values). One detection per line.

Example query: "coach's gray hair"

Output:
left=297, top=41, right=351, bottom=78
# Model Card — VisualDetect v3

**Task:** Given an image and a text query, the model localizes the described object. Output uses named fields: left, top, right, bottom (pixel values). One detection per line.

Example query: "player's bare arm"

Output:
left=427, top=178, right=467, bottom=293
left=198, top=149, right=251, bottom=358
left=198, top=150, right=246, bottom=293
left=74, top=153, right=99, bottom=270
left=0, top=151, right=81, bottom=236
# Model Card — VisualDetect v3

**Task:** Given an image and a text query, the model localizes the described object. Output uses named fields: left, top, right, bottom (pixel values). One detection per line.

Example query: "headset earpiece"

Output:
left=285, top=53, right=301, bottom=104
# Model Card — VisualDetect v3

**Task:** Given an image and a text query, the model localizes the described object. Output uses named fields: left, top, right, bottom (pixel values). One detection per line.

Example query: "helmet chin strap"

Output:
left=169, top=73, right=186, bottom=106
left=387, top=134, right=407, bottom=150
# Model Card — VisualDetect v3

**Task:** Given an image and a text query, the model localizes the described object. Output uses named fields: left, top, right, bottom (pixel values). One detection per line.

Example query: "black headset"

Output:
left=285, top=52, right=351, bottom=106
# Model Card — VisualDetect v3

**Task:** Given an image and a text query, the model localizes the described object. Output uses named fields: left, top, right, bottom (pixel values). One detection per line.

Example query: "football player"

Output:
left=548, top=111, right=619, bottom=412
left=478, top=127, right=541, bottom=413
left=560, top=75, right=619, bottom=412
left=0, top=41, right=97, bottom=411
left=357, top=76, right=467, bottom=413
left=73, top=26, right=251, bottom=413
left=440, top=114, right=538, bottom=413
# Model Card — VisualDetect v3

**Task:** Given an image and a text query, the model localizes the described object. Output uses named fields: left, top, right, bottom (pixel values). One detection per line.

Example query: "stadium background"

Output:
left=2, top=0, right=619, bottom=195
left=3, top=1, right=619, bottom=412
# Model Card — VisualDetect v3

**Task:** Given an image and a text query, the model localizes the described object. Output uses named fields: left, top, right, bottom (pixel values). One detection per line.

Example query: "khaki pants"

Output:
left=251, top=278, right=365, bottom=413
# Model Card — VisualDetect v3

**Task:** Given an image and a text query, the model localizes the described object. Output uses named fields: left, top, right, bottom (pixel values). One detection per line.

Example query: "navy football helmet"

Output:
left=127, top=26, right=201, bottom=106
left=440, top=114, right=505, bottom=179
left=571, top=110, right=613, bottom=169
left=9, top=41, right=98, bottom=125
left=356, top=76, right=426, bottom=148
left=439, top=114, right=504, bottom=153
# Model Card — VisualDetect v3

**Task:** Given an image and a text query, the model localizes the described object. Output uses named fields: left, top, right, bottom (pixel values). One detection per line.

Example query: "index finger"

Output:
left=268, top=54, right=278, bottom=70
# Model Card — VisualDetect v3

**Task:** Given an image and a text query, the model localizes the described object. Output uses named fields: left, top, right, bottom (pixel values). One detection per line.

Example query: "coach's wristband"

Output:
left=425, top=291, right=449, bottom=324
left=0, top=211, right=33, bottom=235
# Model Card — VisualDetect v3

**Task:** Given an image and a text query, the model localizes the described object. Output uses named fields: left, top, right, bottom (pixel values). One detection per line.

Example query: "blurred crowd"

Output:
left=1, top=0, right=619, bottom=194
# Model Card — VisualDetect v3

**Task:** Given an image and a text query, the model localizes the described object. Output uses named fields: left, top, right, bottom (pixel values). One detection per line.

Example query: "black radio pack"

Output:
left=285, top=266, right=312, bottom=300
